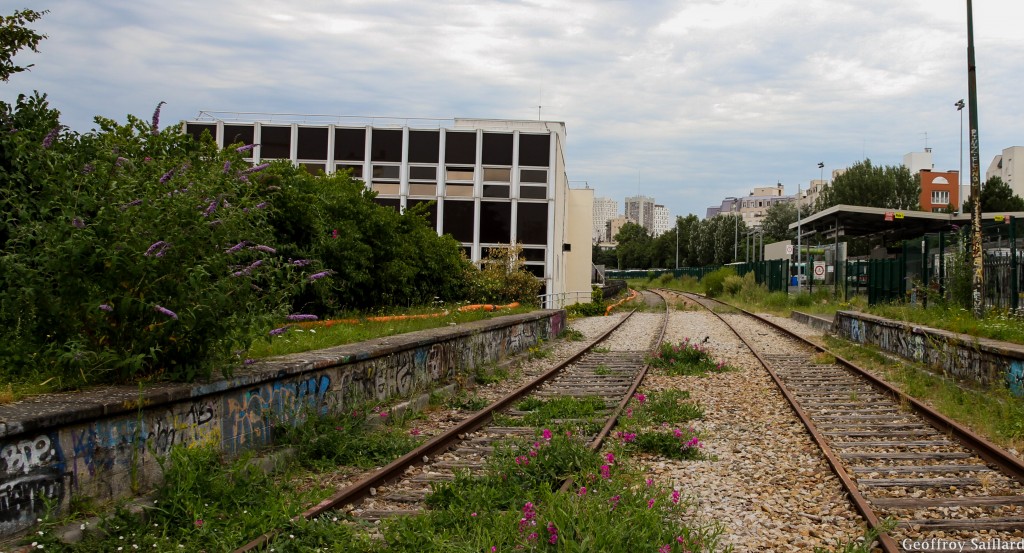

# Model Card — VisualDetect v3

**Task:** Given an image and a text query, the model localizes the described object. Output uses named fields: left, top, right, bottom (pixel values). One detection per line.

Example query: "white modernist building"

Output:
left=652, top=204, right=671, bottom=237
left=592, top=197, right=619, bottom=243
left=183, top=114, right=593, bottom=307
left=987, top=146, right=1024, bottom=197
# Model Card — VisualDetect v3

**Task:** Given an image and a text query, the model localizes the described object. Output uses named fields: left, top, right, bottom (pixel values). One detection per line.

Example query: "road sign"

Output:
left=884, top=212, right=894, bottom=221
left=813, top=261, right=826, bottom=280
left=786, top=244, right=794, bottom=255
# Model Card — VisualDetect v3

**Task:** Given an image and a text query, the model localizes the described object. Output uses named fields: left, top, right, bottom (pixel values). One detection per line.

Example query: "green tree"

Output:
left=962, top=175, right=1024, bottom=213
left=592, top=244, right=617, bottom=267
left=815, top=159, right=919, bottom=211
left=760, top=201, right=805, bottom=242
left=0, top=9, right=46, bottom=82
left=614, top=222, right=652, bottom=269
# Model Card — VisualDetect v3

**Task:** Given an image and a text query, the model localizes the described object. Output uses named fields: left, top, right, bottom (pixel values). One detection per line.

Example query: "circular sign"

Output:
left=813, top=264, right=825, bottom=276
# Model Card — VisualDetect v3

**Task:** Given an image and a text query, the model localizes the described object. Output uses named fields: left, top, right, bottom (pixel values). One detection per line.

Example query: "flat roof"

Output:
left=789, top=204, right=1024, bottom=240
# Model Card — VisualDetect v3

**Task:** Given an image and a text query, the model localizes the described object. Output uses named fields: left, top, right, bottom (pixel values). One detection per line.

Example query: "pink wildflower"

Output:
left=605, top=452, right=615, bottom=464
left=648, top=498, right=656, bottom=509
left=634, top=392, right=646, bottom=404
left=671, top=489, right=681, bottom=504
left=542, top=428, right=552, bottom=440
left=578, top=486, right=587, bottom=496
left=600, top=464, right=611, bottom=479
left=659, top=545, right=671, bottom=553
left=194, top=519, right=204, bottom=528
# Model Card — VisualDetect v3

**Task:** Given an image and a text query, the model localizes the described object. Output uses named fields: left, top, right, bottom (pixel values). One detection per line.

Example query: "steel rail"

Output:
left=235, top=304, right=642, bottom=553
left=559, top=289, right=669, bottom=493
left=697, top=293, right=1024, bottom=484
left=674, top=290, right=900, bottom=553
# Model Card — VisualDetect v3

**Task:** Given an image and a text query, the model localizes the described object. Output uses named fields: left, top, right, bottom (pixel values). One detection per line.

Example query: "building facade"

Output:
left=183, top=115, right=592, bottom=307
left=918, top=170, right=960, bottom=212
left=592, top=197, right=619, bottom=243
left=987, top=146, right=1024, bottom=197
left=653, top=204, right=671, bottom=237
left=625, top=195, right=655, bottom=233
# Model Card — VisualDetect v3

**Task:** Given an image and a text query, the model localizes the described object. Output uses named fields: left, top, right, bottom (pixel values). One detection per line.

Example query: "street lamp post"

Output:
left=675, top=217, right=679, bottom=270
left=956, top=99, right=965, bottom=212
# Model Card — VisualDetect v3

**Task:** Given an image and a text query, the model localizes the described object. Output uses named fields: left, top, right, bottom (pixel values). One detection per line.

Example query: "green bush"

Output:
left=722, top=274, right=744, bottom=296
left=700, top=267, right=736, bottom=298
left=658, top=272, right=675, bottom=285
left=566, top=300, right=606, bottom=317
left=262, top=169, right=472, bottom=313
left=466, top=244, right=542, bottom=305
left=0, top=95, right=308, bottom=384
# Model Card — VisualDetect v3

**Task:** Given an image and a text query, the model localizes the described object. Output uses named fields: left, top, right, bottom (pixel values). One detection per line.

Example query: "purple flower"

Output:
left=244, top=358, right=257, bottom=365
left=286, top=314, right=318, bottom=322
left=546, top=522, right=558, bottom=545
left=225, top=241, right=248, bottom=254
left=151, top=101, right=166, bottom=135
left=202, top=200, right=218, bottom=217
left=291, top=259, right=312, bottom=267
left=121, top=199, right=143, bottom=210
left=115, top=157, right=128, bottom=167
left=42, top=125, right=60, bottom=149
left=98, top=304, right=113, bottom=312
left=232, top=259, right=263, bottom=277
left=208, top=220, right=222, bottom=227
left=223, top=161, right=231, bottom=173
left=236, top=143, right=257, bottom=153
left=159, top=169, right=174, bottom=184
left=266, top=185, right=280, bottom=191
left=307, top=270, right=333, bottom=282
left=144, top=241, right=170, bottom=257
left=81, top=164, right=94, bottom=174
left=71, top=217, right=85, bottom=229
left=244, top=163, right=270, bottom=174
left=254, top=202, right=268, bottom=210
left=154, top=305, right=178, bottom=320
left=269, top=326, right=289, bottom=337
left=250, top=244, right=276, bottom=254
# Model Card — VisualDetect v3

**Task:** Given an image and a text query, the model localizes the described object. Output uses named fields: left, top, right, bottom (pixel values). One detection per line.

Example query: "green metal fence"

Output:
left=605, top=259, right=790, bottom=293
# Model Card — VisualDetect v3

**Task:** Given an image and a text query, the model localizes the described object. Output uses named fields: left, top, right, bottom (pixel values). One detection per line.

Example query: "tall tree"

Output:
left=613, top=222, right=652, bottom=269
left=1, top=9, right=47, bottom=82
left=962, top=175, right=1024, bottom=213
left=759, top=201, right=801, bottom=242
left=815, top=159, right=919, bottom=211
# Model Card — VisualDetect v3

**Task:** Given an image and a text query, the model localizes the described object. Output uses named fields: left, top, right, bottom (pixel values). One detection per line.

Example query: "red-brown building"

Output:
left=918, top=169, right=960, bottom=212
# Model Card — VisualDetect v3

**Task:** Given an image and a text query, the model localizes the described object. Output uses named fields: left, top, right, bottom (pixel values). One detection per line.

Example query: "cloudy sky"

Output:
left=4, top=0, right=1022, bottom=219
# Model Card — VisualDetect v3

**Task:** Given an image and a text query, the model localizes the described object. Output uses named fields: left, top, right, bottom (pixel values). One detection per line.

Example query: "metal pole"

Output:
left=797, top=182, right=802, bottom=292
left=1012, top=216, right=1018, bottom=311
left=675, top=218, right=679, bottom=270
left=734, top=209, right=739, bottom=262
left=967, top=0, right=984, bottom=316
left=957, top=99, right=965, bottom=212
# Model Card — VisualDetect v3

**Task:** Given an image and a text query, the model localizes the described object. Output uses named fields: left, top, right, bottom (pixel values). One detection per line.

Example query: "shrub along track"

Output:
left=670, top=290, right=1024, bottom=552
left=234, top=290, right=669, bottom=552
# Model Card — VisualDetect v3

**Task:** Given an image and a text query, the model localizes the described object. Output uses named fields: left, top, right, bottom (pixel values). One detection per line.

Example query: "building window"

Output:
left=408, top=130, right=440, bottom=163
left=446, top=166, right=474, bottom=182
left=371, top=129, right=402, bottom=162
left=372, top=165, right=400, bottom=180
left=480, top=201, right=512, bottom=243
left=224, top=124, right=255, bottom=149
left=931, top=190, right=950, bottom=205
left=186, top=123, right=216, bottom=143
left=519, top=134, right=550, bottom=167
left=334, top=128, right=365, bottom=161
left=517, top=203, right=548, bottom=245
left=260, top=126, right=291, bottom=159
left=442, top=199, right=475, bottom=242
left=482, top=133, right=513, bottom=166
left=335, top=164, right=363, bottom=179
left=445, top=132, right=476, bottom=165
left=297, top=127, right=328, bottom=160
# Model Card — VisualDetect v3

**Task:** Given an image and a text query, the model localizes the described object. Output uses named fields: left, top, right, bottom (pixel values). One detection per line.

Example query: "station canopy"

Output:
left=788, top=204, right=1024, bottom=241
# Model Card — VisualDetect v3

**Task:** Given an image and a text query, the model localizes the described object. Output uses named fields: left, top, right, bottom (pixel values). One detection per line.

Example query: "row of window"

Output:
left=931, top=190, right=950, bottom=205
left=372, top=198, right=548, bottom=247
left=185, top=124, right=551, bottom=167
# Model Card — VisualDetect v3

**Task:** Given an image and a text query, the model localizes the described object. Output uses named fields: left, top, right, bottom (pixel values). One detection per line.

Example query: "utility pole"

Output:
left=967, top=0, right=984, bottom=316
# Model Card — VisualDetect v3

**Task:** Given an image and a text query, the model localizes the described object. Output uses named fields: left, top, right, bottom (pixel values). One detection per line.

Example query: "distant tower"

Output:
left=624, top=195, right=656, bottom=234
left=592, top=197, right=619, bottom=242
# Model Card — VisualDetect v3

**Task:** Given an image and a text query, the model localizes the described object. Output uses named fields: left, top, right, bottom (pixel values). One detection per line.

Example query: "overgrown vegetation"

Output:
left=275, top=406, right=423, bottom=470
left=648, top=339, right=734, bottom=375
left=0, top=94, right=541, bottom=391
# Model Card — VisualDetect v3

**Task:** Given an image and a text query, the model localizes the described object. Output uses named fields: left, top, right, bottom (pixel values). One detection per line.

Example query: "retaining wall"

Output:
left=832, top=310, right=1024, bottom=395
left=0, top=310, right=565, bottom=538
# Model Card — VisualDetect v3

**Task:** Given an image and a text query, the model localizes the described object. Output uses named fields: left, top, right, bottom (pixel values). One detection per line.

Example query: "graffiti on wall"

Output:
left=69, top=400, right=219, bottom=480
left=835, top=313, right=1019, bottom=395
left=0, top=434, right=66, bottom=534
left=222, top=374, right=332, bottom=452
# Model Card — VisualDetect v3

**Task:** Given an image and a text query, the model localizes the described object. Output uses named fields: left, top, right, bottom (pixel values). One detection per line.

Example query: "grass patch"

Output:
left=447, top=392, right=490, bottom=412
left=500, top=396, right=606, bottom=435
left=866, top=303, right=1024, bottom=345
left=474, top=363, right=510, bottom=386
left=823, top=335, right=1024, bottom=449
left=247, top=304, right=534, bottom=359
left=561, top=327, right=586, bottom=341
left=648, top=339, right=734, bottom=376
left=28, top=444, right=328, bottom=552
left=623, top=390, right=704, bottom=426
left=594, top=364, right=612, bottom=375
left=275, top=406, right=423, bottom=470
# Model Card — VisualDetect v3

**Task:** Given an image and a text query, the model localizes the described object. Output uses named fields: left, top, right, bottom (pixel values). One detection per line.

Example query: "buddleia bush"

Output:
left=0, top=94, right=315, bottom=385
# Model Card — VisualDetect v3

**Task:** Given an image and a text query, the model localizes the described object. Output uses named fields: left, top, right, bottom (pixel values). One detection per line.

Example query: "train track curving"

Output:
left=670, top=289, right=1024, bottom=552
left=235, top=289, right=668, bottom=552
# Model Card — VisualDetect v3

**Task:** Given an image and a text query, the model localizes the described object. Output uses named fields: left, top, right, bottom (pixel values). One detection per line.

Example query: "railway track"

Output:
left=671, top=290, right=1024, bottom=552
left=235, top=290, right=668, bottom=552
